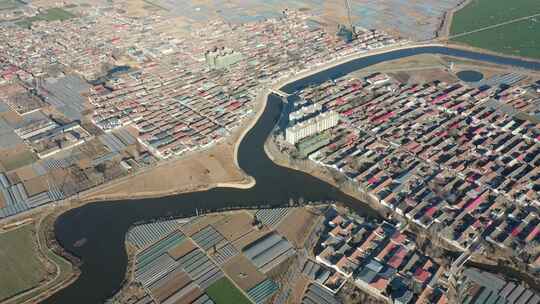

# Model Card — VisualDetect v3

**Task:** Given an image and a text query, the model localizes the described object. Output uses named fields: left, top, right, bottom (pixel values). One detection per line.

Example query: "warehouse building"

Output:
left=242, top=232, right=295, bottom=273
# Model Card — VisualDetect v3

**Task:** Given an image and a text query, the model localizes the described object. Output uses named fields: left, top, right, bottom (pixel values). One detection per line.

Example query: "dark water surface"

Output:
left=44, top=46, right=540, bottom=303
left=457, top=70, right=484, bottom=82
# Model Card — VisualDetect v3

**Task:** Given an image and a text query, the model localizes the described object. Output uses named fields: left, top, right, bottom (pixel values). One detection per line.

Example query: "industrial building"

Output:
left=286, top=111, right=339, bottom=145
left=242, top=232, right=295, bottom=273
left=459, top=268, right=540, bottom=304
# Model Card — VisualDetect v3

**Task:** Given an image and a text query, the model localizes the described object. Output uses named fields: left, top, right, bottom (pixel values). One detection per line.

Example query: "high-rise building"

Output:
left=205, top=47, right=244, bottom=70
left=286, top=111, right=339, bottom=145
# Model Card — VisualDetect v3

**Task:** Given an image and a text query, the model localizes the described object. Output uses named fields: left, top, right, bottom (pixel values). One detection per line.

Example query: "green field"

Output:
left=0, top=0, right=22, bottom=11
left=206, top=277, right=252, bottom=304
left=0, top=225, right=46, bottom=301
left=16, top=7, right=75, bottom=28
left=453, top=19, right=540, bottom=59
left=450, top=0, right=540, bottom=59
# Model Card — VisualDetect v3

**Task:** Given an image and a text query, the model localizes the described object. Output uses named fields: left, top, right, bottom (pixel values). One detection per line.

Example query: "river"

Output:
left=43, top=46, right=540, bottom=303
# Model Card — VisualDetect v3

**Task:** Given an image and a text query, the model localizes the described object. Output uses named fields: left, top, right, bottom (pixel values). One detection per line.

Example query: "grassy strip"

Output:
left=0, top=225, right=46, bottom=301
left=206, top=277, right=252, bottom=304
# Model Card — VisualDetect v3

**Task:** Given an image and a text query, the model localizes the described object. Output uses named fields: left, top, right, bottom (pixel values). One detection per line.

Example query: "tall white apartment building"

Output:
left=286, top=111, right=339, bottom=145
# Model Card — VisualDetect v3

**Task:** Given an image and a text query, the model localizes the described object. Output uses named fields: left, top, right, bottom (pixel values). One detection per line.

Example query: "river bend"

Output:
left=44, top=46, right=540, bottom=303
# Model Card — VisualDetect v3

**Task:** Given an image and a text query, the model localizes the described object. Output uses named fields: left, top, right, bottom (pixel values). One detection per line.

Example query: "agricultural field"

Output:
left=0, top=225, right=46, bottom=301
left=205, top=277, right=252, bottom=304
left=222, top=255, right=266, bottom=291
left=450, top=0, right=540, bottom=59
left=0, top=0, right=22, bottom=11
left=0, top=146, right=37, bottom=171
left=16, top=7, right=75, bottom=28
left=453, top=18, right=540, bottom=60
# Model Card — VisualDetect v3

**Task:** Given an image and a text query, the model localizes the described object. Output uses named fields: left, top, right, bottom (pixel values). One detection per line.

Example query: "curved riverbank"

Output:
left=43, top=45, right=540, bottom=304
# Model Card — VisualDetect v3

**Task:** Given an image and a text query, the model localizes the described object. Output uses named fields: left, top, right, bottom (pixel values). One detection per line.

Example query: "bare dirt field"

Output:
left=13, top=164, right=39, bottom=181
left=0, top=110, right=23, bottom=126
left=276, top=208, right=321, bottom=248
left=82, top=141, right=246, bottom=201
left=391, top=68, right=459, bottom=84
left=22, top=176, right=49, bottom=197
left=351, top=53, right=540, bottom=84
left=351, top=54, right=447, bottom=77
left=167, top=238, right=197, bottom=260
left=288, top=275, right=310, bottom=304
left=179, top=214, right=227, bottom=237
left=212, top=212, right=255, bottom=242
left=222, top=255, right=266, bottom=291
left=0, top=145, right=37, bottom=172
left=151, top=269, right=191, bottom=302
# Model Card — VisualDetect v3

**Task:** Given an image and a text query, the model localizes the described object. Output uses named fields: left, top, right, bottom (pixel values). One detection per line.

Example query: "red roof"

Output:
left=391, top=231, right=407, bottom=244
left=526, top=226, right=539, bottom=242
left=369, top=277, right=388, bottom=291
left=465, top=195, right=484, bottom=212
left=387, top=247, right=407, bottom=269
left=414, top=268, right=431, bottom=283
left=425, top=206, right=437, bottom=218
left=437, top=295, right=448, bottom=304
left=368, top=177, right=379, bottom=185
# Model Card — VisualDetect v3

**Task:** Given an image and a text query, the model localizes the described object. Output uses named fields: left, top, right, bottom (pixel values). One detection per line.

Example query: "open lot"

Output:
left=212, top=211, right=255, bottom=242
left=276, top=208, right=320, bottom=248
left=167, top=238, right=196, bottom=260
left=83, top=141, right=246, bottom=201
left=450, top=0, right=540, bottom=59
left=222, top=255, right=266, bottom=291
left=179, top=214, right=227, bottom=237
left=0, top=225, right=46, bottom=301
left=0, top=145, right=37, bottom=172
left=205, top=277, right=251, bottom=304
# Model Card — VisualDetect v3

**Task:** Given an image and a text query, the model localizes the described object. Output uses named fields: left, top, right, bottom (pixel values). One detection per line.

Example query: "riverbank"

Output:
left=0, top=210, right=79, bottom=304
left=42, top=45, right=540, bottom=303
left=264, top=138, right=388, bottom=216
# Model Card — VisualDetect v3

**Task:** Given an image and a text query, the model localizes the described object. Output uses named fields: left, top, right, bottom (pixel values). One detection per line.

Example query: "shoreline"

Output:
left=2, top=40, right=539, bottom=227
left=263, top=137, right=388, bottom=216
left=15, top=42, right=540, bottom=302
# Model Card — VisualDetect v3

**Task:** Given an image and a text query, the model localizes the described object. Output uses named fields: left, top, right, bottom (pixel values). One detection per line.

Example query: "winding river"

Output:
left=44, top=46, right=540, bottom=303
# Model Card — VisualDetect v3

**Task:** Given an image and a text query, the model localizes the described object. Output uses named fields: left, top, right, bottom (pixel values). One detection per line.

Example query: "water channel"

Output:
left=44, top=46, right=540, bottom=303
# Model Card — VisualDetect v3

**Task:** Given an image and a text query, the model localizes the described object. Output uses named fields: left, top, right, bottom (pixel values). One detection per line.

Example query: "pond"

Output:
left=457, top=70, right=484, bottom=82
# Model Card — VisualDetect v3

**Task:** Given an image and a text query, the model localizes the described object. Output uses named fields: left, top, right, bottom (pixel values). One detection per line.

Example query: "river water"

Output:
left=43, top=46, right=540, bottom=303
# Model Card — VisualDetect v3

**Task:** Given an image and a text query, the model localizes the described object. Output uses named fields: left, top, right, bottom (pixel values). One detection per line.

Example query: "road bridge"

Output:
left=269, top=89, right=291, bottom=98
